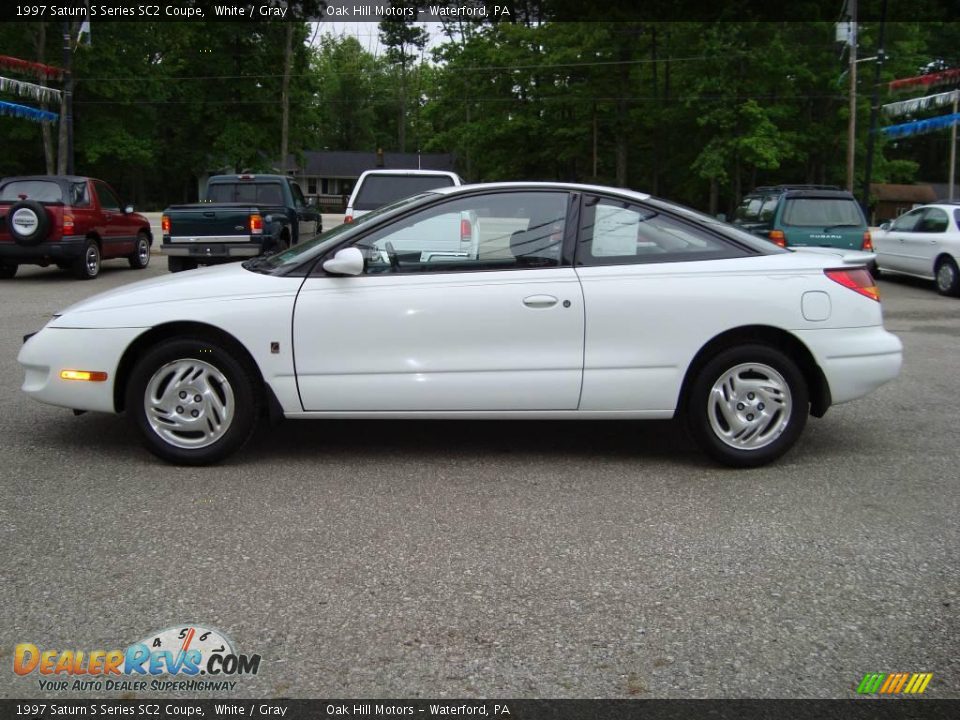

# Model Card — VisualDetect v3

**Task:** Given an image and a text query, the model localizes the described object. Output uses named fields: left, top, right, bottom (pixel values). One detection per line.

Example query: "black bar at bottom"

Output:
left=3, top=699, right=959, bottom=720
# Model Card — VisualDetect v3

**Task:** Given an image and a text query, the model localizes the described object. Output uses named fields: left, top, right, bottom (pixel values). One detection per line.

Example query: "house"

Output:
left=287, top=150, right=457, bottom=210
left=868, top=183, right=937, bottom=224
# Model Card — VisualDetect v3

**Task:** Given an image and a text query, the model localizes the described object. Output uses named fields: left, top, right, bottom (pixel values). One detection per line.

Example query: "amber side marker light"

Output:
left=60, top=370, right=108, bottom=382
left=825, top=268, right=880, bottom=301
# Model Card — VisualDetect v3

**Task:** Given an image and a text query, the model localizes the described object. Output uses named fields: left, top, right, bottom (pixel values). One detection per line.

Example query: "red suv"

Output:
left=0, top=175, right=152, bottom=280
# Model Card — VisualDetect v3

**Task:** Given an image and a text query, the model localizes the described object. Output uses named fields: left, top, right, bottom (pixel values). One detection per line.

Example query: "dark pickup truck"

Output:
left=161, top=174, right=321, bottom=272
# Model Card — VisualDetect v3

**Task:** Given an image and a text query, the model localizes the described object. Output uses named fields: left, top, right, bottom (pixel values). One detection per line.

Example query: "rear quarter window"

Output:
left=354, top=175, right=457, bottom=211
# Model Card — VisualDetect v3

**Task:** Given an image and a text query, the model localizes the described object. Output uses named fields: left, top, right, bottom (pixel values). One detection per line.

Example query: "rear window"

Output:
left=0, top=180, right=63, bottom=203
left=207, top=182, right=285, bottom=205
left=782, top=198, right=865, bottom=227
left=353, top=175, right=456, bottom=211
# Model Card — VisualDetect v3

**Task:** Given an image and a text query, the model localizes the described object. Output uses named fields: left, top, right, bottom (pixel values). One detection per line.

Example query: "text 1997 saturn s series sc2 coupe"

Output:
left=18, top=183, right=903, bottom=467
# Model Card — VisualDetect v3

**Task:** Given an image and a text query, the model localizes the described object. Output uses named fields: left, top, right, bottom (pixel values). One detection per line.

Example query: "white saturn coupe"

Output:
left=18, top=183, right=903, bottom=467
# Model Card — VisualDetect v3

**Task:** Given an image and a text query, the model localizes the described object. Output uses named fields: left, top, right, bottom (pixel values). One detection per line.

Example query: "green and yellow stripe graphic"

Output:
left=857, top=672, right=933, bottom=694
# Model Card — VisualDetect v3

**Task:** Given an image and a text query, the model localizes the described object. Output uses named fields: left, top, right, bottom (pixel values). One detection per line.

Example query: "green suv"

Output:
left=734, top=185, right=872, bottom=251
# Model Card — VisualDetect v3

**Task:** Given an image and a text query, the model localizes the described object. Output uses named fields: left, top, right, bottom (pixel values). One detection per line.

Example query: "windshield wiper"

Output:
left=822, top=223, right=861, bottom=231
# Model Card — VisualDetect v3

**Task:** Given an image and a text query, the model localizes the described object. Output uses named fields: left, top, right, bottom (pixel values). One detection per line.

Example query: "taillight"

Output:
left=768, top=230, right=787, bottom=247
left=161, top=215, right=170, bottom=234
left=63, top=214, right=74, bottom=234
left=249, top=213, right=263, bottom=234
left=460, top=218, right=472, bottom=241
left=861, top=231, right=873, bottom=251
left=825, top=268, right=880, bottom=302
left=344, top=215, right=353, bottom=224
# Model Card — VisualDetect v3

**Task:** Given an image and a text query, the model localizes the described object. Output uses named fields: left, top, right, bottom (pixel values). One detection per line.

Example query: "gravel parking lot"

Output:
left=0, top=261, right=957, bottom=699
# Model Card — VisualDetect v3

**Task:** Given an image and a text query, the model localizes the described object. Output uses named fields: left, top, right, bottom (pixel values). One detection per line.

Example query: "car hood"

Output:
left=50, top=263, right=302, bottom=328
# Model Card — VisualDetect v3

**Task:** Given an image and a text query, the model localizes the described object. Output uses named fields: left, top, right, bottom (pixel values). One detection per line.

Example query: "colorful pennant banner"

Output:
left=882, top=89, right=958, bottom=117
left=0, top=100, right=58, bottom=123
left=0, top=55, right=63, bottom=80
left=889, top=68, right=960, bottom=93
left=881, top=112, right=960, bottom=139
left=0, top=75, right=61, bottom=105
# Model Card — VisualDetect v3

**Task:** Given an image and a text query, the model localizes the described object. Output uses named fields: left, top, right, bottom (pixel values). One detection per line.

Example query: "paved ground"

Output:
left=0, top=263, right=956, bottom=699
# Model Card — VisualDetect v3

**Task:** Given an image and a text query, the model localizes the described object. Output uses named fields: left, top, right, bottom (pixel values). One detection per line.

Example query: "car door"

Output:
left=92, top=181, right=131, bottom=257
left=876, top=207, right=925, bottom=274
left=908, top=207, right=949, bottom=278
left=573, top=194, right=754, bottom=413
left=289, top=181, right=318, bottom=243
left=292, top=190, right=584, bottom=412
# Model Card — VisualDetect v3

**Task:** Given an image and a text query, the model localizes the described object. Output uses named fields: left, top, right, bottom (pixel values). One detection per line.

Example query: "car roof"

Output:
left=357, top=169, right=461, bottom=177
left=0, top=175, right=91, bottom=184
left=430, top=181, right=652, bottom=201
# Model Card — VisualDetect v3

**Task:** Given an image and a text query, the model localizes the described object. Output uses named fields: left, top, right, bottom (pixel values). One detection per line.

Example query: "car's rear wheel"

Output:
left=128, top=231, right=151, bottom=269
left=0, top=262, right=17, bottom=279
left=935, top=257, right=960, bottom=297
left=686, top=345, right=808, bottom=467
left=74, top=239, right=101, bottom=280
left=126, top=338, right=260, bottom=465
left=167, top=257, right=197, bottom=273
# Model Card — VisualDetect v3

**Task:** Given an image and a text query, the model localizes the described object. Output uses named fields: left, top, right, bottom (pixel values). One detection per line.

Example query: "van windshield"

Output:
left=353, top=175, right=456, bottom=211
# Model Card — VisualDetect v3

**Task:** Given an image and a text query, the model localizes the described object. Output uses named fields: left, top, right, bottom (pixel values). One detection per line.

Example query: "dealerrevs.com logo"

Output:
left=14, top=624, right=261, bottom=692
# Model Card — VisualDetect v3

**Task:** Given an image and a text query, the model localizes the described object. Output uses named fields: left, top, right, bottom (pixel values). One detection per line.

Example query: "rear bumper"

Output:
left=161, top=241, right=261, bottom=258
left=0, top=236, right=86, bottom=263
left=794, top=326, right=903, bottom=405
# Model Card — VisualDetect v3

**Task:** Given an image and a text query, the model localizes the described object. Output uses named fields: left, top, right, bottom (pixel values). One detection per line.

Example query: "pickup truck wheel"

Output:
left=128, top=232, right=151, bottom=269
left=167, top=257, right=197, bottom=273
left=126, top=337, right=260, bottom=465
left=73, top=239, right=101, bottom=280
left=7, top=200, right=50, bottom=246
left=0, top=262, right=17, bottom=279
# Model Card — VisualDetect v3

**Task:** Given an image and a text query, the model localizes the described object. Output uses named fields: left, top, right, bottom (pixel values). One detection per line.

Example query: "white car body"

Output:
left=873, top=203, right=960, bottom=295
left=18, top=182, right=903, bottom=466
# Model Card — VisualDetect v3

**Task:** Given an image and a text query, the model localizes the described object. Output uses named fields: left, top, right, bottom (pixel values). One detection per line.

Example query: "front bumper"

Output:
left=18, top=325, right=147, bottom=414
left=0, top=236, right=87, bottom=263
left=795, top=326, right=903, bottom=405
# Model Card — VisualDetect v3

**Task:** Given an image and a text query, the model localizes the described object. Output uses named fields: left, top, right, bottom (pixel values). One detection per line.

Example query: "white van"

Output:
left=344, top=169, right=462, bottom=223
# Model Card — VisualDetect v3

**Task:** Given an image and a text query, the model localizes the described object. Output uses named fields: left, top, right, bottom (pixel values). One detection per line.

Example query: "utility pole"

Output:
left=950, top=92, right=958, bottom=200
left=846, top=0, right=858, bottom=193
left=861, top=0, right=887, bottom=218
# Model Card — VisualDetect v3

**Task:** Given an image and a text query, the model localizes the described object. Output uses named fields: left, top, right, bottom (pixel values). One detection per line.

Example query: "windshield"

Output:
left=782, top=198, right=865, bottom=228
left=353, top=175, right=456, bottom=211
left=246, top=192, right=439, bottom=274
left=0, top=180, right=63, bottom=202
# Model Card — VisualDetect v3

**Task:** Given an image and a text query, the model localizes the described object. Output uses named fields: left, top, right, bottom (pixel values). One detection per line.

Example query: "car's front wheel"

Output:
left=129, top=231, right=151, bottom=269
left=686, top=345, right=808, bottom=467
left=126, top=338, right=260, bottom=465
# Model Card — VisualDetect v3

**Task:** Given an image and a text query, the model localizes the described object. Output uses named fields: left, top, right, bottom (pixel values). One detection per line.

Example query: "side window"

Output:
left=71, top=182, right=90, bottom=207
left=758, top=196, right=779, bottom=222
left=919, top=208, right=948, bottom=233
left=290, top=182, right=307, bottom=209
left=349, top=191, right=568, bottom=275
left=577, top=195, right=746, bottom=266
left=94, top=182, right=121, bottom=211
left=891, top=208, right=924, bottom=232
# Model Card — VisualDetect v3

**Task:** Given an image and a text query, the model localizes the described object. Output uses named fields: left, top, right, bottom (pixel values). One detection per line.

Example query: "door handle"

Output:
left=522, top=295, right=558, bottom=308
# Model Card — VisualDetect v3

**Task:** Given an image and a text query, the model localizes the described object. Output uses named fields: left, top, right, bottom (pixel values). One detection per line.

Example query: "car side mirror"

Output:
left=880, top=221, right=890, bottom=231
left=124, top=205, right=134, bottom=214
left=322, top=247, right=364, bottom=276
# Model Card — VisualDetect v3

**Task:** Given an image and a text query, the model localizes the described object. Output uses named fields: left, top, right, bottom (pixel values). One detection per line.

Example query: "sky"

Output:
left=308, top=21, right=446, bottom=58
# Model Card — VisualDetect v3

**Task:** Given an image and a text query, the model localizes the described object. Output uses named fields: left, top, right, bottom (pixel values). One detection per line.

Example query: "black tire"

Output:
left=868, top=260, right=881, bottom=278
left=934, top=256, right=960, bottom=297
left=73, top=238, right=101, bottom=280
left=128, top=231, right=151, bottom=269
left=685, top=344, right=809, bottom=468
left=7, top=200, right=50, bottom=246
left=167, top=257, right=197, bottom=273
left=0, top=262, right=17, bottom=279
left=126, top=337, right=261, bottom=465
